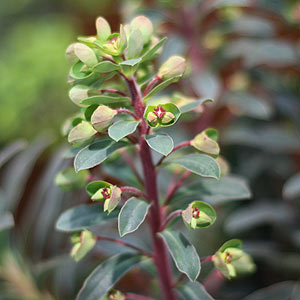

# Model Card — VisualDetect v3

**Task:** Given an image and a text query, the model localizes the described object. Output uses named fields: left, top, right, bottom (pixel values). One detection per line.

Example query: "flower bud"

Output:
left=161, top=111, right=175, bottom=124
left=107, top=290, right=125, bottom=300
left=91, top=186, right=112, bottom=201
left=65, top=43, right=78, bottom=64
left=91, top=105, right=117, bottom=132
left=104, top=185, right=122, bottom=214
left=146, top=112, right=158, bottom=126
left=70, top=230, right=96, bottom=262
left=182, top=201, right=216, bottom=229
left=69, top=85, right=89, bottom=107
left=68, top=121, right=97, bottom=145
left=191, top=128, right=220, bottom=156
left=73, top=43, right=98, bottom=67
left=158, top=56, right=186, bottom=80
left=213, top=239, right=256, bottom=279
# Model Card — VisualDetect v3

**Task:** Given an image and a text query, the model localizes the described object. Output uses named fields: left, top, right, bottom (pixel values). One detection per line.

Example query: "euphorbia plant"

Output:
left=55, top=15, right=255, bottom=300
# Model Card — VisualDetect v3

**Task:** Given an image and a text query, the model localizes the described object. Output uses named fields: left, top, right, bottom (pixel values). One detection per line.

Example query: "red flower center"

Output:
left=192, top=207, right=200, bottom=219
left=153, top=106, right=166, bottom=119
left=101, top=187, right=111, bottom=199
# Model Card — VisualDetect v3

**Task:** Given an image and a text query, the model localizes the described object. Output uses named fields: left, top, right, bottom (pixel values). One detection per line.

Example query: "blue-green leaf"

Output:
left=158, top=230, right=201, bottom=281
left=108, top=120, right=140, bottom=142
left=56, top=204, right=119, bottom=232
left=180, top=98, right=213, bottom=113
left=118, top=197, right=150, bottom=237
left=145, top=132, right=174, bottom=156
left=76, top=253, right=145, bottom=300
left=141, top=37, right=167, bottom=62
left=119, top=58, right=142, bottom=67
left=93, top=61, right=120, bottom=73
left=177, top=281, right=214, bottom=300
left=74, top=138, right=129, bottom=172
left=80, top=95, right=130, bottom=106
left=143, top=75, right=182, bottom=102
left=169, top=154, right=220, bottom=179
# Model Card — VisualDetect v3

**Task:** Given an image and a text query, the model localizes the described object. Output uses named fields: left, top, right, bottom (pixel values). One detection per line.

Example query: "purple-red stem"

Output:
left=156, top=140, right=191, bottom=167
left=116, top=108, right=139, bottom=120
left=96, top=236, right=152, bottom=257
left=120, top=186, right=148, bottom=200
left=164, top=171, right=191, bottom=207
left=159, top=210, right=183, bottom=231
left=143, top=75, right=161, bottom=96
left=99, top=88, right=127, bottom=96
left=126, top=76, right=178, bottom=300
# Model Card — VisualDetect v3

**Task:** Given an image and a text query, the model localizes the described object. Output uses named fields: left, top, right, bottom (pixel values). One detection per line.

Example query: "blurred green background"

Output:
left=0, top=0, right=300, bottom=299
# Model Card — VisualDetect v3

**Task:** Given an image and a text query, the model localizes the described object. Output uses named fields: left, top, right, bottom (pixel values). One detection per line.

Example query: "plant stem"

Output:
left=99, top=89, right=127, bottom=96
left=156, top=140, right=191, bottom=166
left=120, top=186, right=148, bottom=200
left=159, top=210, right=183, bottom=231
left=201, top=256, right=214, bottom=263
left=95, top=236, right=152, bottom=257
left=116, top=108, right=139, bottom=120
left=164, top=171, right=191, bottom=207
left=143, top=75, right=161, bottom=96
left=126, top=76, right=178, bottom=300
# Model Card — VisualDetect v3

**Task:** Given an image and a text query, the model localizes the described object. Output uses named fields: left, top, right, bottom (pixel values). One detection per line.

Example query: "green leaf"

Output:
left=93, top=61, right=120, bottom=73
left=169, top=154, right=220, bottom=179
left=118, top=197, right=151, bottom=237
left=172, top=176, right=251, bottom=207
left=96, top=17, right=111, bottom=41
left=74, top=138, right=129, bottom=172
left=71, top=230, right=96, bottom=262
left=177, top=281, right=214, bottom=300
left=180, top=98, right=213, bottom=113
left=141, top=37, right=167, bottom=62
left=68, top=121, right=97, bottom=145
left=55, top=204, right=119, bottom=232
left=143, top=75, right=181, bottom=102
left=55, top=168, right=89, bottom=191
left=76, top=253, right=145, bottom=300
left=81, top=95, right=130, bottom=106
left=108, top=120, right=140, bottom=142
left=0, top=212, right=14, bottom=231
left=158, top=230, right=200, bottom=281
left=70, top=61, right=93, bottom=80
left=145, top=132, right=174, bottom=156
left=241, top=281, right=300, bottom=300
left=119, top=58, right=142, bottom=67
left=127, top=30, right=144, bottom=59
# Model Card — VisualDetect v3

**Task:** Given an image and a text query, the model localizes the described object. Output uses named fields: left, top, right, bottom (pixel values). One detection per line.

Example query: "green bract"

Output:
left=182, top=201, right=216, bottom=229
left=86, top=181, right=122, bottom=214
left=70, top=230, right=96, bottom=262
left=144, top=103, right=181, bottom=128
left=212, top=239, right=256, bottom=279
left=55, top=168, right=89, bottom=191
left=191, top=128, right=220, bottom=156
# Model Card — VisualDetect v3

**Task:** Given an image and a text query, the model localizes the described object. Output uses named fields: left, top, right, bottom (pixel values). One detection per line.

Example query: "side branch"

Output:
left=164, top=171, right=191, bottom=207
left=159, top=210, right=183, bottom=231
left=156, top=141, right=191, bottom=167
left=121, top=186, right=148, bottom=200
left=96, top=236, right=152, bottom=257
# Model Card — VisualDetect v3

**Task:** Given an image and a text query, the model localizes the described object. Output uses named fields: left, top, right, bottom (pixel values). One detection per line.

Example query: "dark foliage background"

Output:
left=0, top=0, right=299, bottom=299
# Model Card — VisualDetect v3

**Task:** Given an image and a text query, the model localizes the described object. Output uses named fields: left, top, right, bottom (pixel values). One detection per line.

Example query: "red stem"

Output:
left=164, top=171, right=191, bottom=207
left=99, top=89, right=127, bottom=96
left=156, top=141, right=191, bottom=167
left=120, top=186, right=148, bottom=200
left=159, top=210, right=183, bottom=231
left=124, top=293, right=155, bottom=300
left=116, top=108, right=139, bottom=120
left=201, top=256, right=214, bottom=263
left=96, top=236, right=152, bottom=257
left=126, top=76, right=178, bottom=300
left=143, top=75, right=161, bottom=96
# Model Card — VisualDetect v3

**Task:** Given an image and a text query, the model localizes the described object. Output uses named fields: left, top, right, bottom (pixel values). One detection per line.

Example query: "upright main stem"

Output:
left=127, top=78, right=177, bottom=300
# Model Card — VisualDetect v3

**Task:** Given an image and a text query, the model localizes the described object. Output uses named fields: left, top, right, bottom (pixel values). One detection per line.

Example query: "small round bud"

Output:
left=161, top=111, right=175, bottom=124
left=91, top=105, right=117, bottom=132
left=147, top=112, right=158, bottom=126
left=73, top=43, right=98, bottom=67
left=158, top=56, right=186, bottom=80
